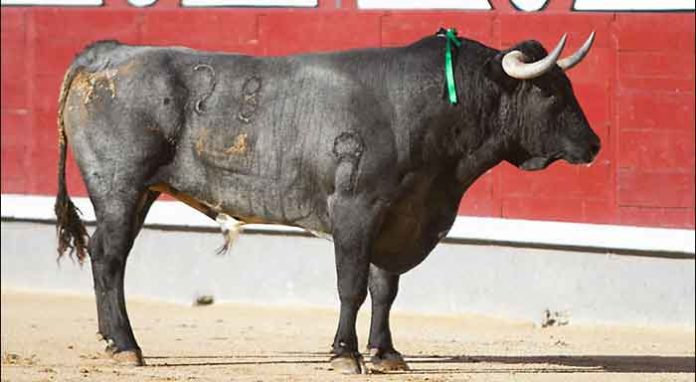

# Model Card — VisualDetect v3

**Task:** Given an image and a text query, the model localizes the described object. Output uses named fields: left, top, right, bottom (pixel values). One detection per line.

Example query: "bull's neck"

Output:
left=448, top=64, right=506, bottom=186
left=391, top=37, right=506, bottom=183
left=454, top=137, right=504, bottom=187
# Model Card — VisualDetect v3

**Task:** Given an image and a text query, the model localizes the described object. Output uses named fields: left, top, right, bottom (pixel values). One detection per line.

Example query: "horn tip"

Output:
left=584, top=31, right=596, bottom=48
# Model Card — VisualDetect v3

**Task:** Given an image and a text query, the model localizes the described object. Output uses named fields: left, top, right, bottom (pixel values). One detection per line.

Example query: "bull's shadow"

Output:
left=145, top=353, right=695, bottom=374
left=403, top=354, right=696, bottom=374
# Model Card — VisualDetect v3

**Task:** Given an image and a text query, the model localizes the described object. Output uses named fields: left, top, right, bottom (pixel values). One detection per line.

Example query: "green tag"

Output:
left=444, top=28, right=462, bottom=105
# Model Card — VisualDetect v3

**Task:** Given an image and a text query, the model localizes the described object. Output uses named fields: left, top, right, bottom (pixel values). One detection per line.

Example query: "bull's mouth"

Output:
left=518, top=155, right=561, bottom=171
left=518, top=150, right=597, bottom=171
left=564, top=154, right=595, bottom=165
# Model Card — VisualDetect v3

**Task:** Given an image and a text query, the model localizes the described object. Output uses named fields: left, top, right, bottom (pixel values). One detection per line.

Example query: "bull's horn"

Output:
left=502, top=34, right=567, bottom=80
left=557, top=31, right=595, bottom=71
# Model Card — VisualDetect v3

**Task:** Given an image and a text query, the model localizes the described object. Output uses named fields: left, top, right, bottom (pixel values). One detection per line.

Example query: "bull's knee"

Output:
left=339, top=290, right=367, bottom=308
left=89, top=227, right=129, bottom=287
left=369, top=284, right=397, bottom=306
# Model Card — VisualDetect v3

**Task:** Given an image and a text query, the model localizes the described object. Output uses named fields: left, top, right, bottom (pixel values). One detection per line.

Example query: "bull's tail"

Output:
left=55, top=65, right=89, bottom=263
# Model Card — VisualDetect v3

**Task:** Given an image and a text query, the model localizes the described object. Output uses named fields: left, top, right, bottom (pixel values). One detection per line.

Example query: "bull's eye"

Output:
left=551, top=96, right=568, bottom=115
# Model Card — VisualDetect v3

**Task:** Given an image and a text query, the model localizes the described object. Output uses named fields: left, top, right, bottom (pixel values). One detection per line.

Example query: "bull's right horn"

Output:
left=557, top=31, right=595, bottom=71
left=502, top=34, right=567, bottom=80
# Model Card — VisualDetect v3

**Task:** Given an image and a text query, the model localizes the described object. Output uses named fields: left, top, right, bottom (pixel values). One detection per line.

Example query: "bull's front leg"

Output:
left=328, top=195, right=383, bottom=374
left=367, top=264, right=409, bottom=371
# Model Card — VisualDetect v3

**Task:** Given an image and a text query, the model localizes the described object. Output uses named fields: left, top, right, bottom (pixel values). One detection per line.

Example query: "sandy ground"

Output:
left=1, top=289, right=694, bottom=382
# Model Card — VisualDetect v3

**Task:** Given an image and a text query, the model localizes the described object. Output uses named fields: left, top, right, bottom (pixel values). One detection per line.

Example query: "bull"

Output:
left=55, top=30, right=599, bottom=373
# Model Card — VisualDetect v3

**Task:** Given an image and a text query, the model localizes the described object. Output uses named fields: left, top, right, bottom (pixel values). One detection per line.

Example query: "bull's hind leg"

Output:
left=89, top=190, right=158, bottom=365
left=59, top=51, right=182, bottom=365
left=367, top=265, right=409, bottom=371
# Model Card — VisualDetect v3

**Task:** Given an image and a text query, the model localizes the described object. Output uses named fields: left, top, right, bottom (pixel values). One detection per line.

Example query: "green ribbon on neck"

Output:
left=444, top=28, right=462, bottom=105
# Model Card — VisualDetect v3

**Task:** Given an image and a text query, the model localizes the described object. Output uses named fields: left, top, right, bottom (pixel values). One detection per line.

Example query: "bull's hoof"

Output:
left=329, top=353, right=363, bottom=374
left=368, top=348, right=409, bottom=372
left=108, top=349, right=145, bottom=366
left=99, top=335, right=145, bottom=366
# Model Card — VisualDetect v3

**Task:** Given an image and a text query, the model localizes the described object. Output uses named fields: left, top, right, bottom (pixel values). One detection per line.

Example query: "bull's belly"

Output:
left=160, top=158, right=331, bottom=234
left=160, top=113, right=335, bottom=232
left=209, top=173, right=329, bottom=231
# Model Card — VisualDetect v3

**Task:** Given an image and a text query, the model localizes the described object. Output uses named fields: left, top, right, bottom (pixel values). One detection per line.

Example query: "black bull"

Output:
left=55, top=32, right=600, bottom=373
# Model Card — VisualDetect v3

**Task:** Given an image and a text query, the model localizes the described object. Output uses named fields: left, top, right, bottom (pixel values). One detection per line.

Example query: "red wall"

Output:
left=1, top=1, right=694, bottom=228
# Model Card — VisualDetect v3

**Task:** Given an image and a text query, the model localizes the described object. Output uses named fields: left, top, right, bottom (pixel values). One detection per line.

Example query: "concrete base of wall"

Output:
left=2, top=221, right=694, bottom=327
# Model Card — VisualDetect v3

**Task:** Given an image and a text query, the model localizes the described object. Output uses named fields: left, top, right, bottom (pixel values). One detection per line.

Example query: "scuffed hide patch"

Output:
left=72, top=69, right=118, bottom=105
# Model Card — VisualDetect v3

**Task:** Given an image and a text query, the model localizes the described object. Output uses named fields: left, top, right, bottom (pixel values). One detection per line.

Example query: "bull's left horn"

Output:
left=502, top=34, right=567, bottom=80
left=557, top=31, right=595, bottom=71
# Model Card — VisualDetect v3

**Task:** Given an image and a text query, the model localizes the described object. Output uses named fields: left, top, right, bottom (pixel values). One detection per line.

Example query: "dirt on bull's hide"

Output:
left=72, top=69, right=118, bottom=105
left=224, top=133, right=249, bottom=156
left=194, top=127, right=256, bottom=175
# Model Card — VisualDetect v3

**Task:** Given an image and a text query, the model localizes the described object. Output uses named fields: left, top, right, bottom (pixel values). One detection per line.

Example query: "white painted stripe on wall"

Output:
left=1, top=0, right=691, bottom=8
left=357, top=0, right=491, bottom=10
left=1, top=0, right=101, bottom=5
left=181, top=0, right=316, bottom=7
left=574, top=0, right=694, bottom=10
left=447, top=217, right=695, bottom=254
left=1, top=194, right=303, bottom=234
left=356, top=0, right=693, bottom=10
left=0, top=0, right=315, bottom=5
left=2, top=193, right=694, bottom=254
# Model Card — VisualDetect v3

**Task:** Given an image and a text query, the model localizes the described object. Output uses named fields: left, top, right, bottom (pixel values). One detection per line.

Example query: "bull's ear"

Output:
left=483, top=53, right=518, bottom=91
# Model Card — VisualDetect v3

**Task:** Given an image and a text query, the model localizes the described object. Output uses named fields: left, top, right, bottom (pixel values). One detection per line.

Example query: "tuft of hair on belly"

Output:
left=215, top=213, right=245, bottom=255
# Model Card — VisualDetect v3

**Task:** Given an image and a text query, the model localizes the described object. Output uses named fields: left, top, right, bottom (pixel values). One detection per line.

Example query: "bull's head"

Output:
left=486, top=33, right=601, bottom=171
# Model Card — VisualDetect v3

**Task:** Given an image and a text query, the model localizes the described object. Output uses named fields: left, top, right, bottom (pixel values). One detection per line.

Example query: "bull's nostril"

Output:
left=590, top=142, right=600, bottom=157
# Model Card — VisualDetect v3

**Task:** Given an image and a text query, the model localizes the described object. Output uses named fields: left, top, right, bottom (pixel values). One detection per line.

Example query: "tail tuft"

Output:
left=55, top=190, right=89, bottom=263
